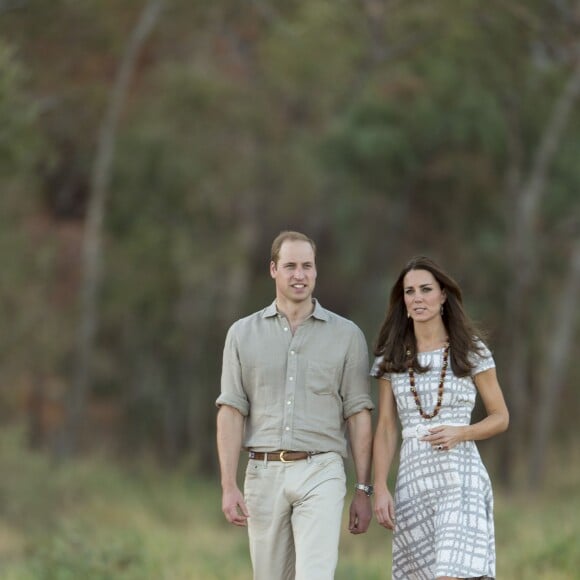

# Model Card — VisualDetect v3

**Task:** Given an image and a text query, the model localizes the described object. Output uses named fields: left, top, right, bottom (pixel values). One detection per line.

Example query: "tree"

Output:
left=57, top=0, right=165, bottom=459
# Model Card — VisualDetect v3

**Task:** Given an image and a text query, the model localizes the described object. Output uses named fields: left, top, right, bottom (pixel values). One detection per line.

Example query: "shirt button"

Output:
left=287, top=400, right=292, bottom=405
left=283, top=327, right=288, bottom=332
left=290, top=350, right=295, bottom=355
left=285, top=426, right=290, bottom=431
left=289, top=377, right=294, bottom=381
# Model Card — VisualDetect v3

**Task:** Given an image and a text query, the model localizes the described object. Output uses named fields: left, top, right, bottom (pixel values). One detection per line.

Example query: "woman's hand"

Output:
left=374, top=487, right=395, bottom=530
left=422, top=425, right=466, bottom=451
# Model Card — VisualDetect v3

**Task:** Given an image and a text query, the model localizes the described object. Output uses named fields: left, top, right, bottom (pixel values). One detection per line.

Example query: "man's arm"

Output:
left=346, top=408, right=373, bottom=534
left=217, top=405, right=249, bottom=526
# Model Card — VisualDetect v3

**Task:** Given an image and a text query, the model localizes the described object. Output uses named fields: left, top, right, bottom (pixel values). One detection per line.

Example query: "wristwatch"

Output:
left=354, top=483, right=374, bottom=496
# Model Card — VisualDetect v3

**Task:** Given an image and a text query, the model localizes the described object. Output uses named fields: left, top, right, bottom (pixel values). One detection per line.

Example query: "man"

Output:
left=216, top=230, right=374, bottom=580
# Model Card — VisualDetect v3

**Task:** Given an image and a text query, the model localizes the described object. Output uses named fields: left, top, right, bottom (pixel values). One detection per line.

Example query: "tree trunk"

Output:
left=528, top=236, right=580, bottom=489
left=56, top=0, right=164, bottom=460
left=499, top=53, right=580, bottom=486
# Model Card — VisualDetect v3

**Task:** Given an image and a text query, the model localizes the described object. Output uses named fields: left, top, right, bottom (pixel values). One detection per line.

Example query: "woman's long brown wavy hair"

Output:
left=373, top=256, right=486, bottom=377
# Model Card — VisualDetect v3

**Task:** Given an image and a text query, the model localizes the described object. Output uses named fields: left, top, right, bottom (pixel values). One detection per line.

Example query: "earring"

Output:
left=407, top=311, right=411, bottom=318
left=440, top=304, right=444, bottom=315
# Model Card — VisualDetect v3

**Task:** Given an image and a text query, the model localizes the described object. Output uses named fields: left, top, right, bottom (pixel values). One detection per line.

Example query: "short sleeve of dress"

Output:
left=370, top=355, right=390, bottom=380
left=469, top=340, right=496, bottom=376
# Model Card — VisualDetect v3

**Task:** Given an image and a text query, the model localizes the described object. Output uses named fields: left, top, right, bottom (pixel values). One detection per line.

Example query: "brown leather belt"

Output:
left=248, top=450, right=322, bottom=463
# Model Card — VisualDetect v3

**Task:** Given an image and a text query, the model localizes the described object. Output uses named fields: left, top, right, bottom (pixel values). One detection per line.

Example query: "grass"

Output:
left=0, top=429, right=579, bottom=579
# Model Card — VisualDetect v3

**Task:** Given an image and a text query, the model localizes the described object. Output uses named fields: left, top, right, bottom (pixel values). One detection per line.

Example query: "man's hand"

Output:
left=348, top=492, right=372, bottom=534
left=222, top=486, right=249, bottom=527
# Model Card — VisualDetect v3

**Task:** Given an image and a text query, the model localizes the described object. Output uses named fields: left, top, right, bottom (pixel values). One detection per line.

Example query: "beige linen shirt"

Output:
left=216, top=299, right=374, bottom=457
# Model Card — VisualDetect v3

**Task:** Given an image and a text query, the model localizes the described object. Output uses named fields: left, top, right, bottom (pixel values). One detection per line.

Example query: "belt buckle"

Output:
left=279, top=451, right=294, bottom=463
left=416, top=424, right=429, bottom=439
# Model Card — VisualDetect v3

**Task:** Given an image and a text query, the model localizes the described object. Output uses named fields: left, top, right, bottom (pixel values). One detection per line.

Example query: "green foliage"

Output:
left=0, top=431, right=579, bottom=579
left=0, top=39, right=39, bottom=172
left=29, top=526, right=152, bottom=580
left=326, top=100, right=418, bottom=188
left=531, top=533, right=579, bottom=573
left=0, top=0, right=579, bottom=471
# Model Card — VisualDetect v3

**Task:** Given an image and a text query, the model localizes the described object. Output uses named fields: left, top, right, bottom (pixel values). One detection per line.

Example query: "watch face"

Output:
left=355, top=483, right=373, bottom=496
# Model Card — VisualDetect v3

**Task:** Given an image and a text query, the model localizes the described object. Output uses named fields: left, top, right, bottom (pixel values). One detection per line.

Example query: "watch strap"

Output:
left=354, top=483, right=374, bottom=496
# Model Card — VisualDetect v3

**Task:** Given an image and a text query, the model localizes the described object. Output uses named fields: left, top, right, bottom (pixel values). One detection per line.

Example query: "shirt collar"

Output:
left=263, top=301, right=278, bottom=318
left=262, top=299, right=329, bottom=322
left=311, top=298, right=330, bottom=321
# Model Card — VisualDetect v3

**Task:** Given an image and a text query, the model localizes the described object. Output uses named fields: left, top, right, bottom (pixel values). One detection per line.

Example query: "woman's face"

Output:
left=402, top=268, right=446, bottom=323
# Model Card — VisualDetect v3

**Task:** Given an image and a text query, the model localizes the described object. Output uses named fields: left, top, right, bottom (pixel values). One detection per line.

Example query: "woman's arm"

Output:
left=373, top=378, right=398, bottom=530
left=424, top=367, right=509, bottom=449
left=467, top=366, right=510, bottom=439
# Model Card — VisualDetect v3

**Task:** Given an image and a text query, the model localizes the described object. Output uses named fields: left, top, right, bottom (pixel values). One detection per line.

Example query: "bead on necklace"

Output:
left=407, top=342, right=450, bottom=420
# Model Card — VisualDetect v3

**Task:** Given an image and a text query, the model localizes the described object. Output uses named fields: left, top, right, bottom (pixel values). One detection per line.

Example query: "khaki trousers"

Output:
left=244, top=452, right=346, bottom=580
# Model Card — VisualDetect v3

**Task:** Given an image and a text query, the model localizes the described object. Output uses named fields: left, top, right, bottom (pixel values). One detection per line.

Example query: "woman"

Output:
left=371, top=256, right=509, bottom=580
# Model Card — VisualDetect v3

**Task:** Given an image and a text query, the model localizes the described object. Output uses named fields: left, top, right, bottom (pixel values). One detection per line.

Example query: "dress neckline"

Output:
left=417, top=346, right=446, bottom=355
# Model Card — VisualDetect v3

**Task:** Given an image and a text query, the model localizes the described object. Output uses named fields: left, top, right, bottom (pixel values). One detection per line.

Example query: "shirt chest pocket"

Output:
left=306, top=362, right=340, bottom=396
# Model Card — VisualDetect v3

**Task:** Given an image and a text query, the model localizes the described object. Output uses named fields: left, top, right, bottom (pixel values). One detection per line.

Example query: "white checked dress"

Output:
left=372, top=343, right=496, bottom=580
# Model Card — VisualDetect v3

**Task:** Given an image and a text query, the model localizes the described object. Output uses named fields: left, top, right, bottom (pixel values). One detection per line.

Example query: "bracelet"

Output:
left=354, top=483, right=374, bottom=496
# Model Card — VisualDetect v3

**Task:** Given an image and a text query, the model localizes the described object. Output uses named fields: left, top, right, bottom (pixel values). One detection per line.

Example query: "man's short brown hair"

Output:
left=270, top=231, right=316, bottom=265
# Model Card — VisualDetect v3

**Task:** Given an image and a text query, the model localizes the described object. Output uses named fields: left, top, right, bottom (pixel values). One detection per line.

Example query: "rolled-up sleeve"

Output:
left=215, top=323, right=250, bottom=416
left=341, top=326, right=375, bottom=419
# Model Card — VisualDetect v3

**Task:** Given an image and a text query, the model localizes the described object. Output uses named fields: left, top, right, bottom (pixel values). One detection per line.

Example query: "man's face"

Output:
left=270, top=240, right=317, bottom=305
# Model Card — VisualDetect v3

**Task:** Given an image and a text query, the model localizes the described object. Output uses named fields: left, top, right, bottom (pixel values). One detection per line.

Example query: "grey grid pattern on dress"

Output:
left=372, top=342, right=496, bottom=580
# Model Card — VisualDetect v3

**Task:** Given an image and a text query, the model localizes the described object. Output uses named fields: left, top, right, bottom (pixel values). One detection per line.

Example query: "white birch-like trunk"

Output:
left=57, top=0, right=164, bottom=459
left=500, top=53, right=580, bottom=486
left=528, top=236, right=580, bottom=488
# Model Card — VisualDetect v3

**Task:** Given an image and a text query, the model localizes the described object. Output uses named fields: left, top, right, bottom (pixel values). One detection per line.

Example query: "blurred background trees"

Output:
left=0, top=0, right=578, bottom=489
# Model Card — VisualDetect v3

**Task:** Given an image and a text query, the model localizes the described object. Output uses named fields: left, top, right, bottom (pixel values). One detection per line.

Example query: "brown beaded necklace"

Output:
left=407, top=342, right=450, bottom=419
